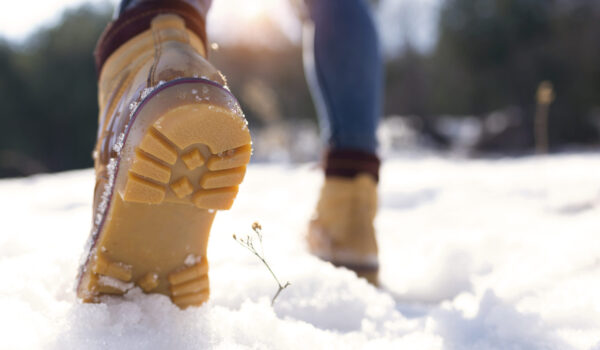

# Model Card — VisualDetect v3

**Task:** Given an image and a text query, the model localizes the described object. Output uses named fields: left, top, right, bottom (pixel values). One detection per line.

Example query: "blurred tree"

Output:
left=0, top=5, right=111, bottom=177
left=426, top=0, right=600, bottom=149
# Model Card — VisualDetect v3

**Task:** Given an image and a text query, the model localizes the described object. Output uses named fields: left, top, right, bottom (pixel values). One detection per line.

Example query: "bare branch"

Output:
left=233, top=222, right=291, bottom=306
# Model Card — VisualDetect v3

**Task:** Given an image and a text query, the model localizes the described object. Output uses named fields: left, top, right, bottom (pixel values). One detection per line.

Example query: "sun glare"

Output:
left=208, top=0, right=302, bottom=47
left=237, top=0, right=270, bottom=21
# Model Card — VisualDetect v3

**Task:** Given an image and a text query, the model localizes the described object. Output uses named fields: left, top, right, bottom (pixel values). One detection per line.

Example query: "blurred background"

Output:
left=0, top=0, right=598, bottom=177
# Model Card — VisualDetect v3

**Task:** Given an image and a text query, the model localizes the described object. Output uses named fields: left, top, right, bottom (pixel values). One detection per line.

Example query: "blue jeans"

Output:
left=119, top=0, right=382, bottom=154
left=303, top=0, right=382, bottom=154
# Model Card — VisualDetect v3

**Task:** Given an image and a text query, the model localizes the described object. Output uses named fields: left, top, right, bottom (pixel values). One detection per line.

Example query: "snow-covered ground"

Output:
left=1, top=154, right=600, bottom=349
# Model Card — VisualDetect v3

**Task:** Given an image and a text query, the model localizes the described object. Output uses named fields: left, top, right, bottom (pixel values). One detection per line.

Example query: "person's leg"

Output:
left=78, top=0, right=252, bottom=307
left=304, top=0, right=382, bottom=178
left=304, top=0, right=383, bottom=285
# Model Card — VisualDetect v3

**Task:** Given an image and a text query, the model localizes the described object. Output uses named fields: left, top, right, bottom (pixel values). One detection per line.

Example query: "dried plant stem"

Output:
left=233, top=222, right=291, bottom=306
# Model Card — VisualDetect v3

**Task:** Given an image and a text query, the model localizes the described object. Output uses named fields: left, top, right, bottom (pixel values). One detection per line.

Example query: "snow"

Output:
left=1, top=154, right=600, bottom=349
left=97, top=275, right=134, bottom=292
left=184, top=254, right=202, bottom=267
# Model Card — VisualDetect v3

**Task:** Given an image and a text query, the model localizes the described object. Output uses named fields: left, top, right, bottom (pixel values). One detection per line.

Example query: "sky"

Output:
left=0, top=0, right=441, bottom=55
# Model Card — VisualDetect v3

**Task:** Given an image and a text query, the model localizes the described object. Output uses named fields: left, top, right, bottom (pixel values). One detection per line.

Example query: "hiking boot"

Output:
left=307, top=151, right=380, bottom=285
left=76, top=4, right=251, bottom=308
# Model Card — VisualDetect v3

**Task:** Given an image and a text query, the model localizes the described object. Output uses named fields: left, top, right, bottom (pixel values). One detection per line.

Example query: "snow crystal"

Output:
left=140, top=87, right=155, bottom=100
left=184, top=254, right=201, bottom=266
left=128, top=101, right=138, bottom=112
left=111, top=133, right=125, bottom=153
left=98, top=276, right=134, bottom=292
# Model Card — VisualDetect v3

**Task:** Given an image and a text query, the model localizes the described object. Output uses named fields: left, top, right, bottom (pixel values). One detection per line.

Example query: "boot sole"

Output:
left=332, top=262, right=379, bottom=286
left=77, top=78, right=251, bottom=308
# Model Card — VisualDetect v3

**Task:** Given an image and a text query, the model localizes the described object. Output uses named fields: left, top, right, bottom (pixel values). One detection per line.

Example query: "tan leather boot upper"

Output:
left=308, top=174, right=379, bottom=283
